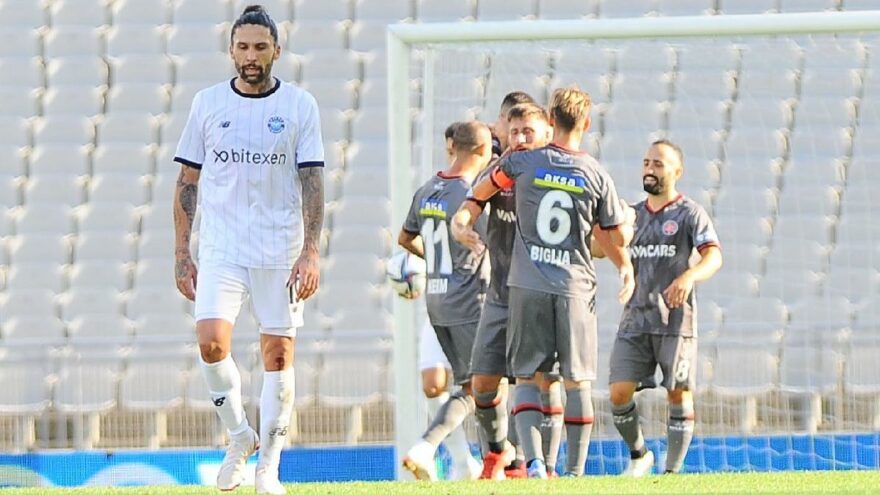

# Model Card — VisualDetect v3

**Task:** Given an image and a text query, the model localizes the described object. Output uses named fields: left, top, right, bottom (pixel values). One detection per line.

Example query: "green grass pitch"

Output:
left=2, top=471, right=879, bottom=495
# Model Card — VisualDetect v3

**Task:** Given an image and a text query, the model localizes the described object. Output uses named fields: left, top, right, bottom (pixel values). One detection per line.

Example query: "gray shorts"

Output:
left=433, top=322, right=479, bottom=385
left=470, top=299, right=508, bottom=376
left=608, top=332, right=697, bottom=391
left=507, top=287, right=598, bottom=382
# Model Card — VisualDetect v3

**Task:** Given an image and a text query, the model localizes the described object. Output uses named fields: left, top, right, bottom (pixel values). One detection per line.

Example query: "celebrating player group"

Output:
left=397, top=86, right=723, bottom=480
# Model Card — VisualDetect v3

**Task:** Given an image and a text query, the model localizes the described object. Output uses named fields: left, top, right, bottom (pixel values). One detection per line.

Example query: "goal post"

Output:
left=387, top=11, right=880, bottom=480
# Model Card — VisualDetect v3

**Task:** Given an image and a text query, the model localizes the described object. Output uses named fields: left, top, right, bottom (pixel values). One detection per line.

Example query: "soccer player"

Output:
left=172, top=6, right=324, bottom=495
left=491, top=91, right=538, bottom=156
left=451, top=102, right=556, bottom=479
left=604, top=140, right=722, bottom=477
left=398, top=121, right=493, bottom=480
left=467, top=87, right=635, bottom=478
left=416, top=121, right=482, bottom=481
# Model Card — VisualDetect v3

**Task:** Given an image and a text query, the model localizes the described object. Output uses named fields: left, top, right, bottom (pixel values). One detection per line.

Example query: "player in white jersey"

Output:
left=172, top=6, right=324, bottom=495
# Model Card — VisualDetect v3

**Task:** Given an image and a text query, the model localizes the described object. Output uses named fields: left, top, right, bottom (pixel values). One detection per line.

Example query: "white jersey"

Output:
left=174, top=78, right=324, bottom=269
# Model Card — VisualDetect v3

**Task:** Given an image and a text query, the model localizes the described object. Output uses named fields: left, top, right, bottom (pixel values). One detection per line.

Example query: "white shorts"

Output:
left=194, top=259, right=304, bottom=337
left=418, top=318, right=451, bottom=371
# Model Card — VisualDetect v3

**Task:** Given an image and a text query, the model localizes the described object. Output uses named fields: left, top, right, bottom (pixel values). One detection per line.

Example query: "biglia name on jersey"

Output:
left=213, top=148, right=288, bottom=165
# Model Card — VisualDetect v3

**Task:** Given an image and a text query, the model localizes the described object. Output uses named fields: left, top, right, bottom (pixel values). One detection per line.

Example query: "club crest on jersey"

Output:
left=267, top=116, right=285, bottom=134
left=533, top=167, right=585, bottom=193
left=419, top=198, right=448, bottom=219
left=662, top=220, right=679, bottom=236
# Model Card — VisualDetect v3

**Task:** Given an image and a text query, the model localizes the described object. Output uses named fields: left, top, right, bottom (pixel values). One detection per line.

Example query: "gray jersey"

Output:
left=496, top=144, right=626, bottom=298
left=404, top=173, right=488, bottom=326
left=473, top=164, right=517, bottom=305
left=619, top=195, right=720, bottom=337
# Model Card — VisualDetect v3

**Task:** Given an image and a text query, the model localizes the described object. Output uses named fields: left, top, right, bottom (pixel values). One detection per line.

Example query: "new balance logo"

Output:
left=219, top=121, right=231, bottom=128
left=212, top=396, right=226, bottom=407
left=269, top=426, right=288, bottom=437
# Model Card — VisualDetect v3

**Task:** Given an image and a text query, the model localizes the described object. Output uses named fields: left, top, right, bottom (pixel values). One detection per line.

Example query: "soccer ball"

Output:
left=386, top=251, right=427, bottom=298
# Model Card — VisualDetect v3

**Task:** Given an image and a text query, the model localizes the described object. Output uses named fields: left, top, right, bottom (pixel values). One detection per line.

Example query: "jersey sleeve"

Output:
left=690, top=205, right=721, bottom=252
left=402, top=188, right=422, bottom=235
left=296, top=92, right=325, bottom=168
left=173, top=91, right=206, bottom=169
left=492, top=153, right=522, bottom=189
left=596, top=171, right=626, bottom=230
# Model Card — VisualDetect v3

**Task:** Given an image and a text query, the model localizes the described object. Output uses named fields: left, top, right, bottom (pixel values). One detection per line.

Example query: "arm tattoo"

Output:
left=298, top=167, right=324, bottom=252
left=173, top=167, right=199, bottom=251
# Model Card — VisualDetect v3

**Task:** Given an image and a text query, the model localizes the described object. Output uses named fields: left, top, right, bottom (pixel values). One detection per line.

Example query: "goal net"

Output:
left=389, top=11, right=880, bottom=477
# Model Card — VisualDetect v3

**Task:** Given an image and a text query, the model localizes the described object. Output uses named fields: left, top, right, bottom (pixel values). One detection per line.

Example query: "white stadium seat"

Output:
left=49, top=0, right=109, bottom=27
left=538, top=0, right=597, bottom=19
left=24, top=174, right=86, bottom=206
left=54, top=363, right=118, bottom=423
left=1, top=315, right=66, bottom=343
left=0, top=57, right=43, bottom=89
left=43, top=25, right=104, bottom=58
left=73, top=231, right=136, bottom=263
left=96, top=112, right=158, bottom=145
left=300, top=48, right=360, bottom=81
left=42, top=85, right=105, bottom=117
left=0, top=0, right=47, bottom=29
left=32, top=115, right=96, bottom=145
left=174, top=52, right=235, bottom=83
left=76, top=201, right=140, bottom=233
left=134, top=313, right=195, bottom=342
left=67, top=260, right=130, bottom=291
left=127, top=288, right=191, bottom=320
left=0, top=289, right=57, bottom=320
left=112, top=0, right=171, bottom=26
left=59, top=287, right=125, bottom=320
left=67, top=313, right=134, bottom=344
left=88, top=174, right=150, bottom=205
left=598, top=0, right=656, bottom=17
left=45, top=56, right=108, bottom=87
left=166, top=24, right=227, bottom=55
left=14, top=203, right=74, bottom=235
left=293, top=0, right=352, bottom=21
left=92, top=143, right=155, bottom=176
left=29, top=144, right=91, bottom=176
left=476, top=0, right=534, bottom=20
left=132, top=257, right=175, bottom=288
left=354, top=0, right=412, bottom=21
left=105, top=24, right=166, bottom=56
left=0, top=87, right=40, bottom=117
left=7, top=234, right=71, bottom=265
left=105, top=81, right=170, bottom=114
left=173, top=0, right=231, bottom=24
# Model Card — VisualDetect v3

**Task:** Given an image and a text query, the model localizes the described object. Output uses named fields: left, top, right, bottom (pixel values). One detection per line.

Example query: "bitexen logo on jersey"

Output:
left=212, top=149, right=288, bottom=165
left=630, top=244, right=678, bottom=258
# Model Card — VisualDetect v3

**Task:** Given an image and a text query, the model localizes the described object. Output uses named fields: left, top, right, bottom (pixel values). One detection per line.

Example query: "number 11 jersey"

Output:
left=403, top=172, right=489, bottom=326
left=493, top=144, right=625, bottom=298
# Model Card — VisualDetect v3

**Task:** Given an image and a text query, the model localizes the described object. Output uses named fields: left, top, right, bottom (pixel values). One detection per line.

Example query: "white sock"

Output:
left=426, top=392, right=450, bottom=425
left=200, top=355, right=249, bottom=436
left=257, top=368, right=295, bottom=473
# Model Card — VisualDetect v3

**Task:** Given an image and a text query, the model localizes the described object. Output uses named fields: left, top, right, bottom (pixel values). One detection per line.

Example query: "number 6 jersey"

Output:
left=403, top=172, right=489, bottom=326
left=492, top=144, right=625, bottom=298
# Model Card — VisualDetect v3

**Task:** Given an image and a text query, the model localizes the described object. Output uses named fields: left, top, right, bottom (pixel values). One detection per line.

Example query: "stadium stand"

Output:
left=0, top=0, right=876, bottom=454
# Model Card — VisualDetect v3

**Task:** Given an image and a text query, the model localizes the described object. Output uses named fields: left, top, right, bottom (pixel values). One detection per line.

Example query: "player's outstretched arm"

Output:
left=451, top=199, right=486, bottom=256
left=593, top=226, right=635, bottom=304
left=291, top=167, right=324, bottom=302
left=663, top=246, right=722, bottom=308
left=173, top=165, right=201, bottom=301
left=398, top=229, right=424, bottom=258
left=590, top=202, right=635, bottom=259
